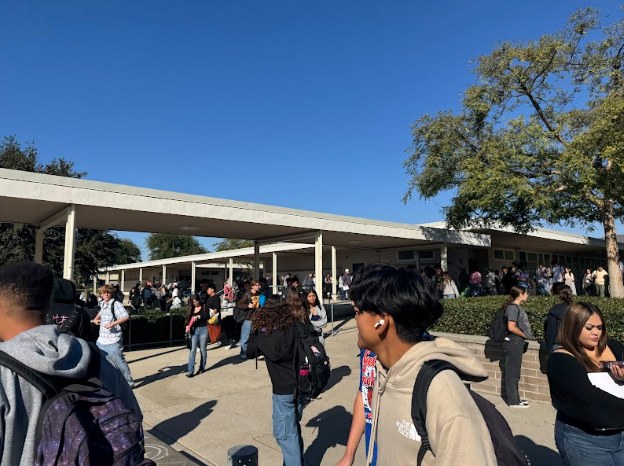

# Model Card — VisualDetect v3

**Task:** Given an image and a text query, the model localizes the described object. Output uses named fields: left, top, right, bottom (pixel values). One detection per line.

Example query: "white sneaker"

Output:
left=509, top=401, right=530, bottom=408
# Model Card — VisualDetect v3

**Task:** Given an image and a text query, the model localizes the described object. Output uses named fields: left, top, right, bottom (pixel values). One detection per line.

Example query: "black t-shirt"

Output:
left=205, top=295, right=221, bottom=322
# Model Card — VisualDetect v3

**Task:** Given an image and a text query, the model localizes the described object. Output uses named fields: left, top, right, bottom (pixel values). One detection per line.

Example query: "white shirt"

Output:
left=97, top=299, right=128, bottom=345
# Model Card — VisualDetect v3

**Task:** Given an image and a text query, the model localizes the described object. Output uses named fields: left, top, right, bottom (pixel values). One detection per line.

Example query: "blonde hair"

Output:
left=99, top=284, right=115, bottom=295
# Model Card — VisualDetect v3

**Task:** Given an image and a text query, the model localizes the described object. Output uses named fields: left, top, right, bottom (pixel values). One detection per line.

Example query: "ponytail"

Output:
left=500, top=286, right=526, bottom=311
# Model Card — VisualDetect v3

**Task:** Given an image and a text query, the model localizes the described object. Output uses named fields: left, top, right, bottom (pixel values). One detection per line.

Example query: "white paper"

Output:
left=588, top=373, right=624, bottom=399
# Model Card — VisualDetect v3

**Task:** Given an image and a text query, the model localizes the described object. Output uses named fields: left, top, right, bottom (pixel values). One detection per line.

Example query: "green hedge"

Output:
left=123, top=308, right=188, bottom=346
left=433, top=296, right=624, bottom=342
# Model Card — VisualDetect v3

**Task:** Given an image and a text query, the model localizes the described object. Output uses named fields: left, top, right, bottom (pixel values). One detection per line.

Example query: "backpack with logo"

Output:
left=487, top=306, right=509, bottom=343
left=412, top=360, right=530, bottom=466
left=293, top=320, right=331, bottom=399
left=0, top=344, right=155, bottom=466
left=46, top=304, right=93, bottom=342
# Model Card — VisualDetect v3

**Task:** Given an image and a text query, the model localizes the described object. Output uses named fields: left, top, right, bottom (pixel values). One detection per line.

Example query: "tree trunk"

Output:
left=603, top=200, right=624, bottom=298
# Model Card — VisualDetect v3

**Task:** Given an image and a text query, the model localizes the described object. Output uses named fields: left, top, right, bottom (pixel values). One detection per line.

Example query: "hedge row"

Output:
left=433, top=296, right=624, bottom=343
left=122, top=308, right=187, bottom=345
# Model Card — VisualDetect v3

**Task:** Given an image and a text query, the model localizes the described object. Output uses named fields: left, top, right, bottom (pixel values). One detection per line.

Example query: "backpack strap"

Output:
left=0, top=350, right=58, bottom=399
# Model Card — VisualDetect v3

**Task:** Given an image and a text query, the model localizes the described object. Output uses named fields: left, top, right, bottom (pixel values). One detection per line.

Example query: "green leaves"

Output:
left=145, top=234, right=207, bottom=260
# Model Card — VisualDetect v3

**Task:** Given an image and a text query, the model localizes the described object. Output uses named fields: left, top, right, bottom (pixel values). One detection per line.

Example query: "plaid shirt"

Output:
left=97, top=299, right=128, bottom=345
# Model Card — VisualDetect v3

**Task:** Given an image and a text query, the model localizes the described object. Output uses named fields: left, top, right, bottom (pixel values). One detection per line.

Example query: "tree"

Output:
left=404, top=8, right=624, bottom=296
left=146, top=234, right=207, bottom=260
left=0, top=136, right=141, bottom=284
left=213, top=238, right=254, bottom=252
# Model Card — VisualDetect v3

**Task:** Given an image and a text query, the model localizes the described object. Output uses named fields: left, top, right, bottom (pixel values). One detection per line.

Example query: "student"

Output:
left=592, top=266, right=609, bottom=298
left=350, top=264, right=496, bottom=466
left=237, top=280, right=265, bottom=359
left=544, top=285, right=573, bottom=352
left=93, top=284, right=135, bottom=387
left=0, top=261, right=141, bottom=465
left=303, top=289, right=327, bottom=344
left=502, top=286, right=532, bottom=408
left=185, top=293, right=208, bottom=377
left=246, top=299, right=310, bottom=466
left=336, top=349, right=378, bottom=466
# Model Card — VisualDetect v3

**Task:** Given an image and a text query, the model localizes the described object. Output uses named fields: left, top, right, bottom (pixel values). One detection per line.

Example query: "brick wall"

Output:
left=432, top=332, right=552, bottom=403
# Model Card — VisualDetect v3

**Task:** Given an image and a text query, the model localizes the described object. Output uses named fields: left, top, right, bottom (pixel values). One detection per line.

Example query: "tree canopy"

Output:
left=404, top=7, right=624, bottom=296
left=0, top=136, right=141, bottom=284
left=213, top=238, right=255, bottom=252
left=145, top=233, right=207, bottom=260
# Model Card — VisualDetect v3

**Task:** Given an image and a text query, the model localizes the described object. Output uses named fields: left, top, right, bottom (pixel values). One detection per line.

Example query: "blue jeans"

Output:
left=442, top=294, right=456, bottom=299
left=538, top=283, right=551, bottom=296
left=555, top=415, right=624, bottom=466
left=188, top=326, right=208, bottom=374
left=272, top=394, right=309, bottom=466
left=97, top=341, right=134, bottom=387
left=239, top=320, right=252, bottom=358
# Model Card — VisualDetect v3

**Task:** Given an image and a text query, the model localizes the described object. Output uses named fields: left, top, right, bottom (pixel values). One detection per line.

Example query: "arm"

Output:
left=505, top=306, right=526, bottom=338
left=105, top=302, right=129, bottom=329
left=335, top=391, right=366, bottom=466
left=507, top=320, right=526, bottom=338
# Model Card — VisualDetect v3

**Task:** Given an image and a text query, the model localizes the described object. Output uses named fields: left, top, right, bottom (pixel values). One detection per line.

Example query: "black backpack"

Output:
left=293, top=320, right=331, bottom=399
left=47, top=304, right=93, bottom=342
left=412, top=360, right=530, bottom=466
left=487, top=307, right=509, bottom=342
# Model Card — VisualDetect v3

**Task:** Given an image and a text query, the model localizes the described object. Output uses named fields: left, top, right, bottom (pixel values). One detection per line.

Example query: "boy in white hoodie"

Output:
left=350, top=264, right=497, bottom=466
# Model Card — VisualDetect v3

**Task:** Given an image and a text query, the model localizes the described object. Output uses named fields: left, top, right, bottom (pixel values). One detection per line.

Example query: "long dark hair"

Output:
left=186, top=292, right=201, bottom=325
left=286, top=287, right=309, bottom=324
left=304, top=289, right=320, bottom=309
left=557, top=285, right=574, bottom=305
left=557, top=302, right=607, bottom=373
left=251, top=298, right=297, bottom=334
left=500, top=286, right=527, bottom=311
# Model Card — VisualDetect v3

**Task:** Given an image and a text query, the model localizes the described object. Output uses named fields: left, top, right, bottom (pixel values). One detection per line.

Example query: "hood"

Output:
left=379, top=337, right=488, bottom=393
left=548, top=303, right=568, bottom=320
left=0, top=325, right=91, bottom=378
left=51, top=278, right=76, bottom=305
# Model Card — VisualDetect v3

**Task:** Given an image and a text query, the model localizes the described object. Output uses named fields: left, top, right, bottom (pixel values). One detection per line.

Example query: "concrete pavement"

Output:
left=131, top=317, right=563, bottom=466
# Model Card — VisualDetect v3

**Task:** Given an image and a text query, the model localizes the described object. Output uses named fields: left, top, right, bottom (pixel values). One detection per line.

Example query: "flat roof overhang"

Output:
left=0, top=168, right=490, bottom=250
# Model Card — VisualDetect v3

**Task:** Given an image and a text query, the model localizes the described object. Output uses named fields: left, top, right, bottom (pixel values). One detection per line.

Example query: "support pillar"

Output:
left=191, top=262, right=196, bottom=293
left=314, top=231, right=323, bottom=293
left=34, top=229, right=44, bottom=264
left=253, top=242, right=260, bottom=279
left=62, top=205, right=76, bottom=280
left=139, top=268, right=143, bottom=285
left=331, top=246, right=337, bottom=299
left=441, top=243, right=448, bottom=272
left=272, top=252, right=278, bottom=295
left=106, top=271, right=111, bottom=284
left=162, top=265, right=167, bottom=285
left=121, top=270, right=125, bottom=293
left=228, top=258, right=234, bottom=286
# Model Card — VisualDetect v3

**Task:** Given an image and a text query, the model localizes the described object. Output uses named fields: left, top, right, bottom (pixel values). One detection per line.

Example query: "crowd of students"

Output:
left=0, top=258, right=622, bottom=465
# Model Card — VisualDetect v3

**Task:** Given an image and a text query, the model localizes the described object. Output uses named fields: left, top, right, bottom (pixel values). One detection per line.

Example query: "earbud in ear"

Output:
left=374, top=319, right=385, bottom=329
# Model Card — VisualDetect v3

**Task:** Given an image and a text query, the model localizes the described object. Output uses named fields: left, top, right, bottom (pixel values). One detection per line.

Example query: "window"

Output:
left=493, top=249, right=514, bottom=261
left=398, top=250, right=414, bottom=261
left=494, top=250, right=504, bottom=260
left=528, top=252, right=538, bottom=262
left=519, top=251, right=527, bottom=261
left=505, top=250, right=515, bottom=260
left=418, top=250, right=434, bottom=259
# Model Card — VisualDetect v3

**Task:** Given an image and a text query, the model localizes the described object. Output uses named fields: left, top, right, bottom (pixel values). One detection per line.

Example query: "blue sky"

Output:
left=1, top=0, right=621, bottom=259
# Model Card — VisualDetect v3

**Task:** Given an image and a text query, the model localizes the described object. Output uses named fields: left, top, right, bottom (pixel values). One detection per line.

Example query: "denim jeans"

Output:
left=188, top=326, right=208, bottom=374
left=442, top=294, right=456, bottom=299
left=503, top=334, right=525, bottom=405
left=239, top=320, right=252, bottom=358
left=272, top=394, right=309, bottom=466
left=538, top=283, right=551, bottom=296
left=596, top=284, right=606, bottom=298
left=555, top=415, right=624, bottom=466
left=97, top=340, right=134, bottom=387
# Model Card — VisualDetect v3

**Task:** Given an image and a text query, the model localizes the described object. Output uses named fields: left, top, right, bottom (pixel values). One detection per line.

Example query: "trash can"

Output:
left=227, top=445, right=258, bottom=466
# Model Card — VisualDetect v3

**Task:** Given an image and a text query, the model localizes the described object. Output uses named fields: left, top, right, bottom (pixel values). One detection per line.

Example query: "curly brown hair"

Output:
left=251, top=298, right=297, bottom=334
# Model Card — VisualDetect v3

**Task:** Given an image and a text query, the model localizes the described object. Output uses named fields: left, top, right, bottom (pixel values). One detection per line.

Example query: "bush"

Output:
left=433, top=296, right=624, bottom=342
left=123, top=308, right=188, bottom=346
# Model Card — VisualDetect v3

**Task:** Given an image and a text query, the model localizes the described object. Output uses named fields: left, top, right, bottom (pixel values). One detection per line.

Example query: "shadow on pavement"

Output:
left=324, top=365, right=352, bottom=393
left=134, top=363, right=187, bottom=388
left=152, top=400, right=218, bottom=444
left=208, top=354, right=247, bottom=371
left=127, top=347, right=185, bottom=365
left=515, top=435, right=563, bottom=466
left=304, top=405, right=351, bottom=465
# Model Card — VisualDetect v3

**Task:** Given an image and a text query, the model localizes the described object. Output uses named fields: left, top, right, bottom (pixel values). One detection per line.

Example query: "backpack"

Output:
left=142, top=288, right=153, bottom=304
left=293, top=320, right=331, bottom=399
left=0, top=345, right=155, bottom=466
left=46, top=305, right=93, bottom=342
left=110, top=299, right=130, bottom=332
left=412, top=360, right=530, bottom=466
left=487, top=307, right=509, bottom=343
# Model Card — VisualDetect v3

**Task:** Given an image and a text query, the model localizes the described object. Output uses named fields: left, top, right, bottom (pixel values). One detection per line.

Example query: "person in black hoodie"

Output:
left=246, top=299, right=310, bottom=466
left=47, top=278, right=93, bottom=342
left=544, top=285, right=574, bottom=352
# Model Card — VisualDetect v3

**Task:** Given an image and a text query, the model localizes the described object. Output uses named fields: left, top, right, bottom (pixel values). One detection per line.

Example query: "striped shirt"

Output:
left=97, top=299, right=128, bottom=345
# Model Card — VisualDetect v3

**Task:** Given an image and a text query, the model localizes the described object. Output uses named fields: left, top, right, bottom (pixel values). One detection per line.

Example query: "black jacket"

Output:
left=47, top=278, right=93, bottom=342
left=545, top=302, right=568, bottom=352
left=246, top=325, right=298, bottom=395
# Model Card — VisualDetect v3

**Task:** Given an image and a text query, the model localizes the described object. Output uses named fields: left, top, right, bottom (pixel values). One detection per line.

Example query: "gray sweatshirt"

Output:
left=0, top=325, right=141, bottom=466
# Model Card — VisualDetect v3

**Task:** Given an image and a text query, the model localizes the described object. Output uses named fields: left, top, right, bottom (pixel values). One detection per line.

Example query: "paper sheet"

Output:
left=588, top=372, right=624, bottom=399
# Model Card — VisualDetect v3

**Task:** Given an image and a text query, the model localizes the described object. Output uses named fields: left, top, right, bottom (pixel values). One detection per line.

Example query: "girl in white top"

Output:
left=304, top=289, right=327, bottom=344
left=564, top=267, right=577, bottom=296
left=441, top=272, right=459, bottom=299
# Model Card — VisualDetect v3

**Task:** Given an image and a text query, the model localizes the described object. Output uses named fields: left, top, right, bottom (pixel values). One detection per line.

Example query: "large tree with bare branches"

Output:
left=404, top=7, right=624, bottom=296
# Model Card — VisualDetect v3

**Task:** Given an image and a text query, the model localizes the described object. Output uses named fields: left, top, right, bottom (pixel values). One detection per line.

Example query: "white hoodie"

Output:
left=367, top=337, right=497, bottom=466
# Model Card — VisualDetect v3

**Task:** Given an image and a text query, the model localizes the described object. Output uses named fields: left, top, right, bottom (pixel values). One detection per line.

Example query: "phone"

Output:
left=601, top=361, right=624, bottom=370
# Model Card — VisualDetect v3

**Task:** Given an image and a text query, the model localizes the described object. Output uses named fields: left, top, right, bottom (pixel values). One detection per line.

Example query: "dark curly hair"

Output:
left=251, top=298, right=296, bottom=334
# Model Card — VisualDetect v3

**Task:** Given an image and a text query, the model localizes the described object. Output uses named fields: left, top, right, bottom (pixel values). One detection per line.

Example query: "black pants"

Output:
left=503, top=335, right=526, bottom=405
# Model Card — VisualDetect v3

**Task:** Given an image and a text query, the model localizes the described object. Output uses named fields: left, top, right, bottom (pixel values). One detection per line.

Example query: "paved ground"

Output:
left=131, top=317, right=563, bottom=466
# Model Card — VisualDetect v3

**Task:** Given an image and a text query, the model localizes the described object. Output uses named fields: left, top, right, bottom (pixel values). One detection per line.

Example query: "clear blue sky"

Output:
left=1, top=0, right=621, bottom=259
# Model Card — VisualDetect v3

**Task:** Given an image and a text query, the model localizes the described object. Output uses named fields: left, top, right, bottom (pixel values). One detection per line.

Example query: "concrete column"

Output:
left=162, top=265, right=167, bottom=284
left=62, top=205, right=76, bottom=280
left=34, top=228, right=44, bottom=264
left=191, top=262, right=196, bottom=292
left=139, top=268, right=143, bottom=285
left=106, top=271, right=110, bottom=284
left=331, top=246, right=337, bottom=299
left=121, top=270, right=125, bottom=293
left=315, top=231, right=323, bottom=293
left=228, top=258, right=234, bottom=286
left=441, top=243, right=448, bottom=272
left=254, top=242, right=260, bottom=279
left=272, top=252, right=278, bottom=295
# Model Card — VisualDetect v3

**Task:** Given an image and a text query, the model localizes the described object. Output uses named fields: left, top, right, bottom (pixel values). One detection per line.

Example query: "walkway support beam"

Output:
left=272, top=252, right=278, bottom=295
left=331, top=246, right=337, bottom=299
left=191, top=262, right=196, bottom=293
left=315, top=231, right=323, bottom=294
left=228, top=258, right=234, bottom=286
left=62, top=205, right=76, bottom=280
left=254, top=242, right=260, bottom=279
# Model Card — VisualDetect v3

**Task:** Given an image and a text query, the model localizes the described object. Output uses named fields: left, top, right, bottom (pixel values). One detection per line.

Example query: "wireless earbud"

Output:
left=374, top=319, right=385, bottom=329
